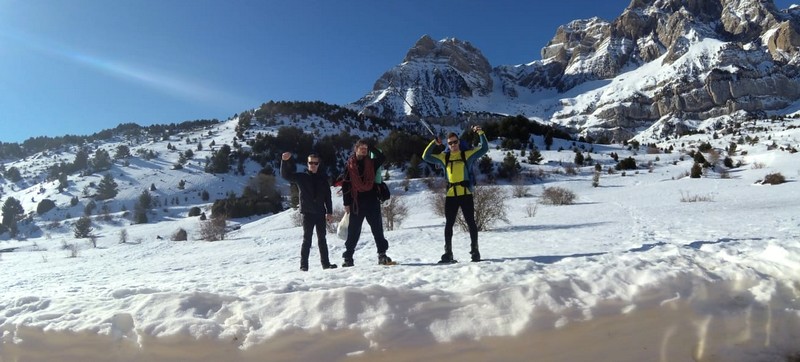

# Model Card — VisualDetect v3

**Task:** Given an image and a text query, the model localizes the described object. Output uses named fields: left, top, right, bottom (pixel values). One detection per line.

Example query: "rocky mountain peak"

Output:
left=353, top=35, right=495, bottom=120
left=402, top=35, right=493, bottom=78
left=352, top=0, right=800, bottom=143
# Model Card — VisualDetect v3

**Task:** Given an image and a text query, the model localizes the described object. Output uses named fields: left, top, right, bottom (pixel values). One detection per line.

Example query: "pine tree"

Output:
left=73, top=148, right=89, bottom=170
left=498, top=152, right=521, bottom=179
left=527, top=146, right=543, bottom=165
left=133, top=189, right=153, bottom=224
left=114, top=145, right=131, bottom=160
left=92, top=149, right=112, bottom=171
left=139, top=190, right=153, bottom=209
left=2, top=197, right=24, bottom=237
left=96, top=173, right=118, bottom=200
left=58, top=173, right=69, bottom=193
left=73, top=215, right=93, bottom=238
left=205, top=144, right=231, bottom=174
left=478, top=155, right=494, bottom=175
left=574, top=151, right=585, bottom=166
left=544, top=130, right=554, bottom=150
left=4, top=166, right=22, bottom=183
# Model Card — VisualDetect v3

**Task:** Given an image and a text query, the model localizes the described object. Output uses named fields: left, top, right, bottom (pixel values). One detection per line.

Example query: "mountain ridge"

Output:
left=352, top=0, right=800, bottom=142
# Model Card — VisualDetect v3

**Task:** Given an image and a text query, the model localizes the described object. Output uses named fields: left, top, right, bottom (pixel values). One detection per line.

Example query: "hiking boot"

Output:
left=323, top=264, right=338, bottom=270
left=342, top=251, right=354, bottom=267
left=378, top=254, right=395, bottom=265
left=438, top=253, right=456, bottom=264
left=300, top=266, right=309, bottom=272
left=470, top=251, right=481, bottom=262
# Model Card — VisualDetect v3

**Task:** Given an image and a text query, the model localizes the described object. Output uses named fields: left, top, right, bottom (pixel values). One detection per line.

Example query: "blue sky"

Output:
left=0, top=0, right=795, bottom=143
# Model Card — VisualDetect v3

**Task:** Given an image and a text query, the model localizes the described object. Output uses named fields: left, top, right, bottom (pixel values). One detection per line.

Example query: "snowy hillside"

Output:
left=0, top=120, right=256, bottom=241
left=1, top=115, right=799, bottom=361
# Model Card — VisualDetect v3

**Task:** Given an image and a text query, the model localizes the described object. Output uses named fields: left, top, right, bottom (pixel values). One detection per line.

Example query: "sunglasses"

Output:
left=447, top=140, right=459, bottom=145
left=307, top=161, right=319, bottom=165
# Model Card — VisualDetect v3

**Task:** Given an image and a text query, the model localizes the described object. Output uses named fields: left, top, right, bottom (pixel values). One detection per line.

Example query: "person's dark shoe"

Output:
left=300, top=266, right=309, bottom=271
left=470, top=251, right=481, bottom=262
left=342, top=251, right=354, bottom=267
left=378, top=254, right=396, bottom=265
left=438, top=253, right=457, bottom=264
left=323, top=264, right=338, bottom=270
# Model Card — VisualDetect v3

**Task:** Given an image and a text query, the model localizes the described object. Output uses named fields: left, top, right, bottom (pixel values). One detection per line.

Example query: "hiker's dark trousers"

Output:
left=444, top=195, right=479, bottom=254
left=344, top=197, right=389, bottom=258
left=301, top=212, right=331, bottom=267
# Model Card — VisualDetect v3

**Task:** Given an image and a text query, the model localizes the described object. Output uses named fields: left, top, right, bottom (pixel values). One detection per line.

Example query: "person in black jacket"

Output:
left=340, top=139, right=394, bottom=267
left=281, top=152, right=337, bottom=271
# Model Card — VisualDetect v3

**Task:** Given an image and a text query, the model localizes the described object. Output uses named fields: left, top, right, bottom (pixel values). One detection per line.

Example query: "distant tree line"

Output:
left=0, top=119, right=219, bottom=160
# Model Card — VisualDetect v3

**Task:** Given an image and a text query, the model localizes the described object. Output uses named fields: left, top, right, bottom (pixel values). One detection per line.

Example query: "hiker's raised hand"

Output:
left=472, top=125, right=482, bottom=133
left=435, top=137, right=442, bottom=145
left=281, top=152, right=292, bottom=161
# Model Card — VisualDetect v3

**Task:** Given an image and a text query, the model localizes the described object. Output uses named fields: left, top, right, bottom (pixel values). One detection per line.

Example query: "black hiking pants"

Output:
left=301, top=212, right=332, bottom=268
left=343, top=197, right=389, bottom=261
left=444, top=195, right=479, bottom=255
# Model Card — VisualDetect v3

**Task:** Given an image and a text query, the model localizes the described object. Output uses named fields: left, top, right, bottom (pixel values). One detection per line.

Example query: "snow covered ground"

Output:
left=1, top=117, right=800, bottom=361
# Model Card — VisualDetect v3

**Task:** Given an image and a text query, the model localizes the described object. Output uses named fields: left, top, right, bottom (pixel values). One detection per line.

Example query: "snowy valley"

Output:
left=1, top=113, right=799, bottom=361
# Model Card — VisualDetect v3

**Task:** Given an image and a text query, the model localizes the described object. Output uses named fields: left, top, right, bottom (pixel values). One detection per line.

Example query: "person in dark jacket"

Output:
left=340, top=139, right=394, bottom=267
left=422, top=125, right=489, bottom=263
left=281, top=152, right=337, bottom=271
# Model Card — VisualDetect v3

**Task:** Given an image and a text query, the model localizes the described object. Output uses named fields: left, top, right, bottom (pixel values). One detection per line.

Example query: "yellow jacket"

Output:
left=422, top=131, right=489, bottom=197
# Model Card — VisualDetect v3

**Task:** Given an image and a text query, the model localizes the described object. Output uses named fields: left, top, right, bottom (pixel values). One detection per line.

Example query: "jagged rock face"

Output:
left=765, top=20, right=800, bottom=60
left=541, top=18, right=634, bottom=91
left=720, top=0, right=782, bottom=39
left=402, top=35, right=493, bottom=86
left=354, top=35, right=494, bottom=119
left=352, top=0, right=800, bottom=142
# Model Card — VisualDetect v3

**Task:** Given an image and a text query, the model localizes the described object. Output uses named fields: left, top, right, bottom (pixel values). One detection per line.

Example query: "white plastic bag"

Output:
left=336, top=212, right=350, bottom=240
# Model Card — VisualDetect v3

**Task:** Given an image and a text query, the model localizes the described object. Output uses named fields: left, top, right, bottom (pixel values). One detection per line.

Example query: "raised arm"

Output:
left=422, top=139, right=445, bottom=166
left=279, top=152, right=298, bottom=182
left=466, top=127, right=489, bottom=163
left=370, top=145, right=386, bottom=168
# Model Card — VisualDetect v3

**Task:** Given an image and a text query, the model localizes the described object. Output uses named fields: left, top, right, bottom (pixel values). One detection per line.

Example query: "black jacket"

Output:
left=281, top=160, right=332, bottom=214
left=342, top=147, right=385, bottom=207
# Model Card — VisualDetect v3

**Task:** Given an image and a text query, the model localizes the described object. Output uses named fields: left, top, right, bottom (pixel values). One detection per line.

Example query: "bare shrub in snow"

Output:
left=291, top=210, right=303, bottom=227
left=430, top=185, right=509, bottom=231
left=680, top=191, right=715, bottom=202
left=540, top=186, right=576, bottom=205
left=200, top=216, right=227, bottom=241
left=381, top=196, right=408, bottom=231
left=421, top=177, right=445, bottom=192
left=526, top=202, right=538, bottom=218
left=511, top=177, right=530, bottom=198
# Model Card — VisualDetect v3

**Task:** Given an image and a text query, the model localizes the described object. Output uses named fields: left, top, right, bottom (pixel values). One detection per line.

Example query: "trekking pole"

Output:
left=390, top=83, right=437, bottom=138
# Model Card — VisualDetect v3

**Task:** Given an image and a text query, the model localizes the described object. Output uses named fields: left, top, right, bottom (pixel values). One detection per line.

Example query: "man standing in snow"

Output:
left=281, top=152, right=337, bottom=271
left=340, top=139, right=394, bottom=267
left=422, top=125, right=489, bottom=263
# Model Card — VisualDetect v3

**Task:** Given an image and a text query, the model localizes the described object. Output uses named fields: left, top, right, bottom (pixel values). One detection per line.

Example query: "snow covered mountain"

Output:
left=353, top=0, right=800, bottom=142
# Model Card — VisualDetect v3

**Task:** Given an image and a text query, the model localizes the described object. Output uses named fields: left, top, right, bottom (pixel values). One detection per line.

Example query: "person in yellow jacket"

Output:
left=422, top=125, right=489, bottom=263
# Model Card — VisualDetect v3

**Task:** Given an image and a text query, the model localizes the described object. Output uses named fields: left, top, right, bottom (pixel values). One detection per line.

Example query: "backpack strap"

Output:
left=444, top=150, right=470, bottom=196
